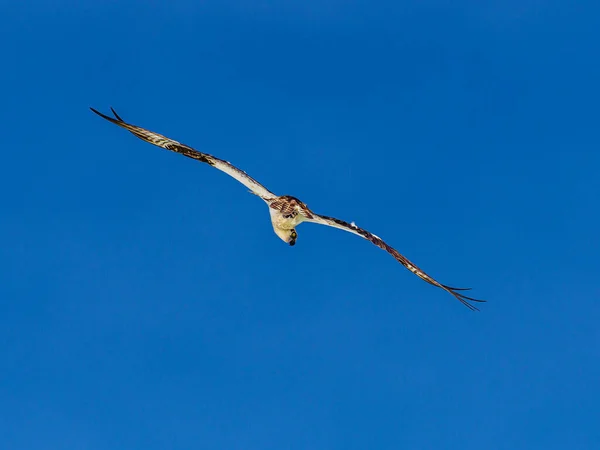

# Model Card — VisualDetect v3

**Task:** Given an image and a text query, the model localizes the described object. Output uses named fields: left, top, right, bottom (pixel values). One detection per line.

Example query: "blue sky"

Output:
left=1, top=1, right=599, bottom=449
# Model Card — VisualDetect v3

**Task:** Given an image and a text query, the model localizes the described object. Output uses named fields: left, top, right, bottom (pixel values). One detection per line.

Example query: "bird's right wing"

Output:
left=90, top=107, right=278, bottom=201
left=304, top=213, right=485, bottom=311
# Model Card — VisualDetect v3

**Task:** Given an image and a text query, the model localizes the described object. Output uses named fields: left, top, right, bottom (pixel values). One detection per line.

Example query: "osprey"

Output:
left=91, top=107, right=485, bottom=311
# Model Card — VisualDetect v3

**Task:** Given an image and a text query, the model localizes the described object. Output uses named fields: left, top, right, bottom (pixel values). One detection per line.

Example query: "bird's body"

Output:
left=268, top=195, right=312, bottom=245
left=91, top=107, right=485, bottom=310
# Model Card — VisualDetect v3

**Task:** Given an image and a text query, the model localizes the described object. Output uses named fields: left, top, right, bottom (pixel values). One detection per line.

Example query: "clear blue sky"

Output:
left=2, top=1, right=599, bottom=449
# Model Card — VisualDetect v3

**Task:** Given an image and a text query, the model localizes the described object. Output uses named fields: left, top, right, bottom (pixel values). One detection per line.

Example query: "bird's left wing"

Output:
left=90, top=107, right=277, bottom=201
left=303, top=213, right=485, bottom=310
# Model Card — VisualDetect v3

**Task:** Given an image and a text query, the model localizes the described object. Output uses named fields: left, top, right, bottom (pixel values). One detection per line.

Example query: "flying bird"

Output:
left=91, top=107, right=485, bottom=310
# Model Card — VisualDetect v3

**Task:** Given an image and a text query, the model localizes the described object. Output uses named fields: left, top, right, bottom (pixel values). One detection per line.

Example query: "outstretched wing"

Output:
left=90, top=107, right=277, bottom=201
left=304, top=213, right=485, bottom=310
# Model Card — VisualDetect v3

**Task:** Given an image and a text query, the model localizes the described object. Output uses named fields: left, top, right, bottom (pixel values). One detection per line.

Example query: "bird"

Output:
left=91, top=107, right=485, bottom=310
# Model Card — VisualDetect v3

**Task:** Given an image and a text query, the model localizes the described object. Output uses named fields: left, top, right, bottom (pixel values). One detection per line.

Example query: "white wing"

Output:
left=304, top=213, right=485, bottom=311
left=91, top=107, right=277, bottom=201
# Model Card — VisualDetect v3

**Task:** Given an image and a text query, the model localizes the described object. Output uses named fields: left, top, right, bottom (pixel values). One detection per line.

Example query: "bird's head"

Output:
left=274, top=227, right=298, bottom=246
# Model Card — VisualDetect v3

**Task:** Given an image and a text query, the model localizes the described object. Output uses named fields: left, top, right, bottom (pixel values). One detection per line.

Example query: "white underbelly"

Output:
left=269, top=209, right=304, bottom=229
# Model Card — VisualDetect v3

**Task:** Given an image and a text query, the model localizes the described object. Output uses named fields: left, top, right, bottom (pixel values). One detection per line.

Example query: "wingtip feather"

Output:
left=110, top=107, right=124, bottom=122
left=452, top=291, right=486, bottom=311
left=90, top=107, right=116, bottom=122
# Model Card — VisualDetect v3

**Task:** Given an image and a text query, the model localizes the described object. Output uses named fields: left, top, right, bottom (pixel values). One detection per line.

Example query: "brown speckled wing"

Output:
left=306, top=214, right=485, bottom=310
left=90, top=107, right=277, bottom=201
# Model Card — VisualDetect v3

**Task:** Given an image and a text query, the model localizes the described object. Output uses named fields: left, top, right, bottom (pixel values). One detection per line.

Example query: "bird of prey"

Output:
left=91, top=107, right=485, bottom=310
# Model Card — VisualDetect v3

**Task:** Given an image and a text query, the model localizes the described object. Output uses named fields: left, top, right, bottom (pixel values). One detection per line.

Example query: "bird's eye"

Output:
left=291, top=231, right=297, bottom=238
